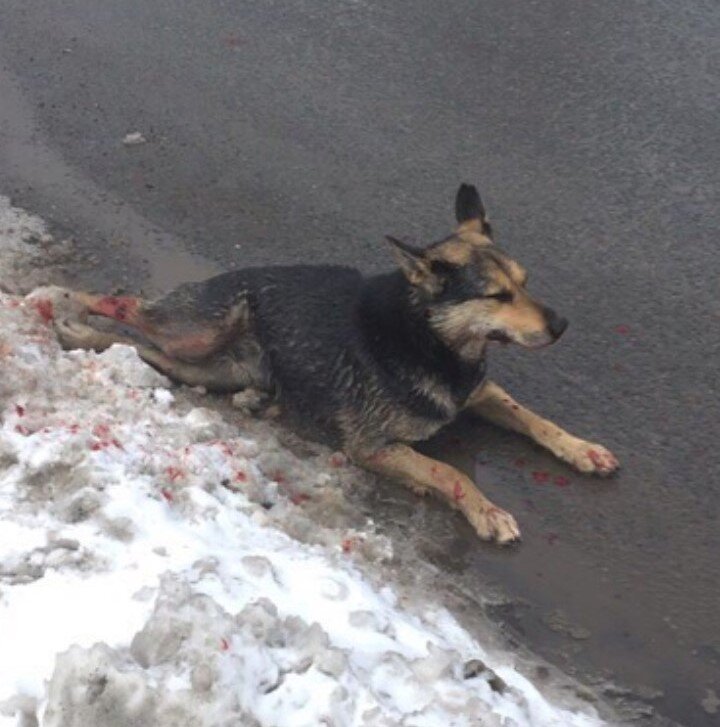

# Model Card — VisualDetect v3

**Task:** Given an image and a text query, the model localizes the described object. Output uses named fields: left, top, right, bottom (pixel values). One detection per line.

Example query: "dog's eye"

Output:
left=484, top=290, right=513, bottom=303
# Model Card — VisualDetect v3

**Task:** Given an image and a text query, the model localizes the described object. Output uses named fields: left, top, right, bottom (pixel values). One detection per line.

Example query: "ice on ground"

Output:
left=0, top=198, right=77, bottom=295
left=0, top=198, right=609, bottom=726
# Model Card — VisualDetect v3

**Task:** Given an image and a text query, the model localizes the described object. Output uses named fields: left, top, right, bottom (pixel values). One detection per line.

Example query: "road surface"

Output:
left=1, top=1, right=719, bottom=724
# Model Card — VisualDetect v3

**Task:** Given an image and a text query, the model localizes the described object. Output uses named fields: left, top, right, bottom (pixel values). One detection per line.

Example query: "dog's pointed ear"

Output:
left=455, top=183, right=491, bottom=236
left=385, top=236, right=433, bottom=286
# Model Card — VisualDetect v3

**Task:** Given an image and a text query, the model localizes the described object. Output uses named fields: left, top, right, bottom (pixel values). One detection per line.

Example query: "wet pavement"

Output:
left=1, top=1, right=719, bottom=724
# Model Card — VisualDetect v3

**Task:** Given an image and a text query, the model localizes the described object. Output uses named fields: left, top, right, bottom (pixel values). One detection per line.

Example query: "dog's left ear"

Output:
left=455, top=183, right=492, bottom=237
left=385, top=236, right=438, bottom=289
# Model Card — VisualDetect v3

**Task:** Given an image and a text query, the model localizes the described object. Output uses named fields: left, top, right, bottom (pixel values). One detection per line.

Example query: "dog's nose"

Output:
left=544, top=308, right=568, bottom=340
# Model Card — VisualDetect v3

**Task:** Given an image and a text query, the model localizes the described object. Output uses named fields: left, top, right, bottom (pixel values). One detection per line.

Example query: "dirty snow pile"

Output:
left=0, top=200, right=606, bottom=727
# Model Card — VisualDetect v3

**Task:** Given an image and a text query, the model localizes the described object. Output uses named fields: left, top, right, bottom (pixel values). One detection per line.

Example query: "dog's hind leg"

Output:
left=69, top=291, right=249, bottom=363
left=358, top=444, right=520, bottom=544
left=55, top=319, right=249, bottom=391
left=466, top=380, right=619, bottom=475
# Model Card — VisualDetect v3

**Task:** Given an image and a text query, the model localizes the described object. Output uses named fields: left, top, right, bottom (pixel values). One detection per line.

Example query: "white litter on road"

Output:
left=0, top=197, right=608, bottom=726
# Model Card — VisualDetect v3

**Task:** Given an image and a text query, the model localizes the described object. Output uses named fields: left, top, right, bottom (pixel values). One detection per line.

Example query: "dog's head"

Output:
left=387, top=183, right=567, bottom=358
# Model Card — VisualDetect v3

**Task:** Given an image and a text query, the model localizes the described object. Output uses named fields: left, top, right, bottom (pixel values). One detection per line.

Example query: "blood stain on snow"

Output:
left=33, top=298, right=54, bottom=324
left=165, top=466, right=184, bottom=482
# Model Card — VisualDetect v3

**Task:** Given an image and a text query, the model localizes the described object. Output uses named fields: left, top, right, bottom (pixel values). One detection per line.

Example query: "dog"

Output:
left=53, top=183, right=619, bottom=544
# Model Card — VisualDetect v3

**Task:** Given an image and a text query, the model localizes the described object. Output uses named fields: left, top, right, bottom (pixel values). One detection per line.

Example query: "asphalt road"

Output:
left=1, top=1, right=719, bottom=724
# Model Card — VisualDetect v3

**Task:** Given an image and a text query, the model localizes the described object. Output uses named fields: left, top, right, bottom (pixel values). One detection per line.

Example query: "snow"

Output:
left=0, top=196, right=609, bottom=726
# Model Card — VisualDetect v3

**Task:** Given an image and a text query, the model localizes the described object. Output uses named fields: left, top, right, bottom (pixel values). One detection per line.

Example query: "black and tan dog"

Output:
left=53, top=184, right=619, bottom=544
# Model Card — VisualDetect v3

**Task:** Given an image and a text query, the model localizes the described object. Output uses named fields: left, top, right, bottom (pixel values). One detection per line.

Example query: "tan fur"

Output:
left=465, top=381, right=620, bottom=474
left=360, top=443, right=520, bottom=543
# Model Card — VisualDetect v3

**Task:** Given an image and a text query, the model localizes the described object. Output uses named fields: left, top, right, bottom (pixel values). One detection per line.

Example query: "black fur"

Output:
left=455, top=183, right=486, bottom=223
left=155, top=264, right=487, bottom=451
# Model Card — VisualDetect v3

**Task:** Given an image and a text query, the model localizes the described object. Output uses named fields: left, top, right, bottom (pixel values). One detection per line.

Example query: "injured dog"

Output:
left=52, top=183, right=619, bottom=544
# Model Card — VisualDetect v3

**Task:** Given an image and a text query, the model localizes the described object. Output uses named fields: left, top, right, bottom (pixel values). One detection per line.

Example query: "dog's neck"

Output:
left=358, top=272, right=487, bottom=396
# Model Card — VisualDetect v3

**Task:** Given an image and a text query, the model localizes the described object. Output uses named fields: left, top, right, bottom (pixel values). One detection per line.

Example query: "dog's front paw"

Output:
left=469, top=504, right=521, bottom=545
left=562, top=441, right=620, bottom=476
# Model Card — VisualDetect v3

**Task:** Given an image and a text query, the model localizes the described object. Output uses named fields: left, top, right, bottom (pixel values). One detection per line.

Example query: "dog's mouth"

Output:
left=487, top=329, right=513, bottom=345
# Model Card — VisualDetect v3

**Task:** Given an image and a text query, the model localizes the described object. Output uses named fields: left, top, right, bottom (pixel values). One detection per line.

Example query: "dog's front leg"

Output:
left=358, top=443, right=520, bottom=544
left=466, top=381, right=619, bottom=475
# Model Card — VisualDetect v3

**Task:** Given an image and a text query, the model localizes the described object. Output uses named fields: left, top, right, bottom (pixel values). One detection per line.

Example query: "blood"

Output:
left=614, top=324, right=630, bottom=335
left=290, top=492, right=310, bottom=506
left=235, top=470, right=247, bottom=482
left=112, top=439, right=124, bottom=450
left=92, top=423, right=110, bottom=438
left=220, top=638, right=230, bottom=651
left=554, top=475, right=571, bottom=487
left=33, top=299, right=54, bottom=324
left=15, top=404, right=25, bottom=417
left=161, top=488, right=174, bottom=502
left=329, top=452, right=347, bottom=468
left=14, top=424, right=29, bottom=435
left=165, top=466, right=184, bottom=482
left=94, top=296, right=139, bottom=323
left=532, top=470, right=550, bottom=484
left=341, top=537, right=354, bottom=553
left=453, top=481, right=466, bottom=501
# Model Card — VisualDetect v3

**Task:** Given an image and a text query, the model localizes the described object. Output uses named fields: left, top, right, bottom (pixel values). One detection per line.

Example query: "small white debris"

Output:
left=122, top=131, right=147, bottom=146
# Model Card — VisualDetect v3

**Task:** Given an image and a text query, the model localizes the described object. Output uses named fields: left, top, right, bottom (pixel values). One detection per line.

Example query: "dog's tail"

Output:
left=455, top=183, right=486, bottom=224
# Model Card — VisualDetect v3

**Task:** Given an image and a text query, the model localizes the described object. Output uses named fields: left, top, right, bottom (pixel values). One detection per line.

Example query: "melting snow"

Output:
left=0, top=197, right=608, bottom=726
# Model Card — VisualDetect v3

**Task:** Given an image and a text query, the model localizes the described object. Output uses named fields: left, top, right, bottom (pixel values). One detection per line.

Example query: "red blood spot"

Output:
left=33, top=299, right=54, bottom=324
left=68, top=423, right=80, bottom=433
left=453, top=481, right=466, bottom=501
left=161, top=488, right=174, bottom=502
left=95, top=296, right=139, bottom=323
left=546, top=533, right=559, bottom=545
left=532, top=471, right=550, bottom=484
left=554, top=475, right=571, bottom=488
left=341, top=538, right=354, bottom=553
left=290, top=492, right=310, bottom=506
left=112, top=438, right=124, bottom=450
left=235, top=470, right=247, bottom=482
left=14, top=424, right=29, bottom=435
left=92, top=423, right=110, bottom=438
left=329, top=452, right=347, bottom=468
left=614, top=324, right=630, bottom=335
left=15, top=404, right=25, bottom=417
left=223, top=33, right=242, bottom=48
left=165, top=466, right=184, bottom=482
left=90, top=441, right=105, bottom=451
left=220, top=638, right=230, bottom=651
left=514, top=457, right=526, bottom=468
